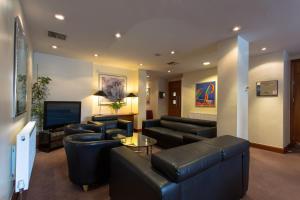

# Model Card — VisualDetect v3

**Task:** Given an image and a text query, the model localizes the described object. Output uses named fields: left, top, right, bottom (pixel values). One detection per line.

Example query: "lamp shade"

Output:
left=126, top=93, right=137, bottom=97
left=94, top=90, right=107, bottom=97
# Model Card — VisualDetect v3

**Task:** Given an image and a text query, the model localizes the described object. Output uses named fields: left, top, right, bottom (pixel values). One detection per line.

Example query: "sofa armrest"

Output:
left=195, top=127, right=217, bottom=138
left=110, top=147, right=179, bottom=200
left=142, top=119, right=161, bottom=129
left=117, top=119, right=133, bottom=136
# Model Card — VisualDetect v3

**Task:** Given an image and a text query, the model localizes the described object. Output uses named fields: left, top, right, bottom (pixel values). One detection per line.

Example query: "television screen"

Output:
left=43, top=101, right=81, bottom=130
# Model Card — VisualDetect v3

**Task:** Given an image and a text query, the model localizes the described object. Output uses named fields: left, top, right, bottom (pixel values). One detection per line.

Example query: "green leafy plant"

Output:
left=110, top=100, right=125, bottom=113
left=31, top=76, right=52, bottom=129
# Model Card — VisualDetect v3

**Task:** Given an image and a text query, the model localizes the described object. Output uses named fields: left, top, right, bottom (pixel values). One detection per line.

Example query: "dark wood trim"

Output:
left=250, top=142, right=287, bottom=154
left=11, top=192, right=19, bottom=200
left=134, top=128, right=142, bottom=132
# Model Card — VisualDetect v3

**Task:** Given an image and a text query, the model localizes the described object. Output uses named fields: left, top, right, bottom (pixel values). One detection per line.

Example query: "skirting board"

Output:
left=250, top=142, right=289, bottom=154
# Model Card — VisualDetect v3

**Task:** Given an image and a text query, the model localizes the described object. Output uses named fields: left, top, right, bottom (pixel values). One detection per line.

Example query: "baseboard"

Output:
left=250, top=142, right=287, bottom=154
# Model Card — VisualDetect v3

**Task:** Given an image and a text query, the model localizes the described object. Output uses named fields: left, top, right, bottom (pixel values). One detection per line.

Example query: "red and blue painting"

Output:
left=195, top=81, right=216, bottom=107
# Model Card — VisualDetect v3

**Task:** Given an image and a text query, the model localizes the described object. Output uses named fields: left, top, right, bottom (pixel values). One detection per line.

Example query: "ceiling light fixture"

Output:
left=146, top=75, right=150, bottom=78
left=94, top=54, right=98, bottom=57
left=51, top=45, right=58, bottom=49
left=171, top=50, right=175, bottom=55
left=203, top=62, right=211, bottom=66
left=54, top=14, right=65, bottom=21
left=139, top=63, right=143, bottom=66
left=232, top=26, right=241, bottom=32
left=261, top=47, right=267, bottom=51
left=168, top=70, right=171, bottom=73
left=115, top=32, right=121, bottom=38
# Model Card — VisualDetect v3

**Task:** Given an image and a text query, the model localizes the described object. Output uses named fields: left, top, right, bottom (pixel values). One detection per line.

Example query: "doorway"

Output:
left=168, top=80, right=181, bottom=117
left=291, top=59, right=300, bottom=145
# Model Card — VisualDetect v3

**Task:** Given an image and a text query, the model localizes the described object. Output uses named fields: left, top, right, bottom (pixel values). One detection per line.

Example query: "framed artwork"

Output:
left=195, top=81, right=216, bottom=107
left=13, top=16, right=28, bottom=117
left=256, top=80, right=278, bottom=96
left=99, top=74, right=127, bottom=104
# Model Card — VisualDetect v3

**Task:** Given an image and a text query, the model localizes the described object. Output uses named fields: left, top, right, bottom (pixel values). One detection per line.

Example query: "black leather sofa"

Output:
left=143, top=116, right=217, bottom=148
left=64, top=123, right=105, bottom=136
left=89, top=115, right=133, bottom=139
left=63, top=133, right=121, bottom=191
left=110, top=135, right=249, bottom=200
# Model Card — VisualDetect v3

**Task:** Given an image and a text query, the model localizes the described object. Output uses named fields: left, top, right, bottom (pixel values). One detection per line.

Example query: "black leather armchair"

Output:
left=63, top=133, right=121, bottom=191
left=64, top=123, right=104, bottom=136
left=89, top=115, right=133, bottom=139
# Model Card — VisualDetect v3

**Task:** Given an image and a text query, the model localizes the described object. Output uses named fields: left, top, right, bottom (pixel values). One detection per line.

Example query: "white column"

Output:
left=137, top=69, right=147, bottom=130
left=217, top=36, right=249, bottom=139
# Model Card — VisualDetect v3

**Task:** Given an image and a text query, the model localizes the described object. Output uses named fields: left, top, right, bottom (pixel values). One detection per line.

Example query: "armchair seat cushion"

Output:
left=106, top=128, right=127, bottom=139
left=151, top=142, right=221, bottom=183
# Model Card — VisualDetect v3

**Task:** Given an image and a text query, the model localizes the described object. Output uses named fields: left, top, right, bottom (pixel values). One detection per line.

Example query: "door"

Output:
left=168, top=80, right=181, bottom=116
left=291, top=59, right=300, bottom=144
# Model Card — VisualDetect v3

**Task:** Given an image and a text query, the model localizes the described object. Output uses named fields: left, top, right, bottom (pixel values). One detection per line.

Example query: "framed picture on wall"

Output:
left=195, top=81, right=216, bottom=107
left=13, top=16, right=29, bottom=117
left=98, top=74, right=127, bottom=104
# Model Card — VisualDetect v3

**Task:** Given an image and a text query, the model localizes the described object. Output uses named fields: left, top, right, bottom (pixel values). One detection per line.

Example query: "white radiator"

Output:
left=15, top=121, right=36, bottom=192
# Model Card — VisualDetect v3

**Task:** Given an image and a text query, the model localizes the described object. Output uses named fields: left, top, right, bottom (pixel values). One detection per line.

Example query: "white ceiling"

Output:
left=21, top=0, right=300, bottom=74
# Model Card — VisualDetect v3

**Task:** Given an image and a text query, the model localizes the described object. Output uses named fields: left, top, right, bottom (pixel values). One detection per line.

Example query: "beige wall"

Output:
left=181, top=68, right=218, bottom=118
left=147, top=78, right=168, bottom=119
left=33, top=53, right=142, bottom=128
left=249, top=51, right=290, bottom=148
left=33, top=53, right=93, bottom=121
left=0, top=0, right=32, bottom=199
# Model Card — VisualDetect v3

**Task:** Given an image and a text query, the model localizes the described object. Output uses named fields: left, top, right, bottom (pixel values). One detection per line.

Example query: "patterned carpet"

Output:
left=24, top=146, right=300, bottom=200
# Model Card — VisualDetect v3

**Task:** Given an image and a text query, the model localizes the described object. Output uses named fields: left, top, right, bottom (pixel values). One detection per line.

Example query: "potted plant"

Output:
left=110, top=99, right=124, bottom=114
left=31, top=76, right=52, bottom=130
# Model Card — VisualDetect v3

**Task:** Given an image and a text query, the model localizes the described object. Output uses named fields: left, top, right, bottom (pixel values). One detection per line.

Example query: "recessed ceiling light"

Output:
left=54, top=14, right=65, bottom=21
left=232, top=26, right=241, bottom=32
left=168, top=70, right=171, bottom=73
left=115, top=32, right=121, bottom=38
left=261, top=47, right=267, bottom=51
left=51, top=45, right=58, bottom=49
left=146, top=75, right=150, bottom=78
left=94, top=54, right=98, bottom=57
left=139, top=63, right=143, bottom=66
left=171, top=50, right=175, bottom=55
left=203, top=62, right=211, bottom=66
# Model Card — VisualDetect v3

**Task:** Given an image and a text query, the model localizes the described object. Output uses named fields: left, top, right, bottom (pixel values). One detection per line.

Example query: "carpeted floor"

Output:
left=24, top=146, right=300, bottom=200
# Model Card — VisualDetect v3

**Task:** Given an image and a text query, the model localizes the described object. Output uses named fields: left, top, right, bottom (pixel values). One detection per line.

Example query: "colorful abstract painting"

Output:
left=195, top=81, right=216, bottom=107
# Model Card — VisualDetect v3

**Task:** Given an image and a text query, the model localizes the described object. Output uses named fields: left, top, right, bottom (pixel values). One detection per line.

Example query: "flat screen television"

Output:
left=43, top=101, right=81, bottom=130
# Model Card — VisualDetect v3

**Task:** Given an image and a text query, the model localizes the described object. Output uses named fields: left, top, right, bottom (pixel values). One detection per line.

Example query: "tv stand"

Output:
left=38, top=128, right=65, bottom=152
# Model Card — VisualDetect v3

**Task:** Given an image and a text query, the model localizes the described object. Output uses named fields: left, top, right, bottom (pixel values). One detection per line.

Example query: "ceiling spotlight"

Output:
left=94, top=54, right=98, bottom=57
left=146, top=75, right=150, bottom=78
left=139, top=63, right=143, bottom=66
left=203, top=62, right=211, bottom=66
left=54, top=14, right=65, bottom=21
left=171, top=50, right=175, bottom=55
left=51, top=45, right=58, bottom=49
left=168, top=70, right=171, bottom=73
left=261, top=47, right=267, bottom=51
left=115, top=32, right=122, bottom=38
left=232, top=26, right=241, bottom=32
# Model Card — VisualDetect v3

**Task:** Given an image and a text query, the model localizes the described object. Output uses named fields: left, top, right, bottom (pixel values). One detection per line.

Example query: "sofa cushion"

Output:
left=160, top=120, right=205, bottom=134
left=151, top=142, right=221, bottom=183
left=161, top=115, right=216, bottom=127
left=202, top=135, right=250, bottom=160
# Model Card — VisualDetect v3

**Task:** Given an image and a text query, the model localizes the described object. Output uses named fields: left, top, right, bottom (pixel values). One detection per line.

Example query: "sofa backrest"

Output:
left=160, top=120, right=210, bottom=134
left=160, top=115, right=216, bottom=127
left=92, top=115, right=118, bottom=129
left=151, top=141, right=222, bottom=183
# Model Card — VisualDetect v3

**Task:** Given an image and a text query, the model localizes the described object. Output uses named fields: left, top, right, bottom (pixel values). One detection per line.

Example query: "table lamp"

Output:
left=126, top=93, right=137, bottom=114
left=94, top=90, right=107, bottom=114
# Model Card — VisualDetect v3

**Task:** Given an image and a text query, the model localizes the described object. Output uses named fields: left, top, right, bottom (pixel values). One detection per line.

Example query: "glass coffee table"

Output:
left=113, top=133, right=157, bottom=155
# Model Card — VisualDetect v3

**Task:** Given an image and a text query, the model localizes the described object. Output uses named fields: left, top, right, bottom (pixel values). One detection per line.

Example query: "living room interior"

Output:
left=1, top=0, right=300, bottom=200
